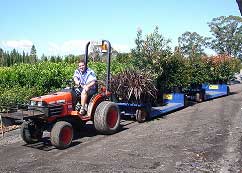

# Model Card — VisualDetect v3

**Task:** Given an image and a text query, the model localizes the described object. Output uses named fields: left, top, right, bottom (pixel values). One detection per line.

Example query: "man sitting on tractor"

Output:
left=73, top=59, right=97, bottom=115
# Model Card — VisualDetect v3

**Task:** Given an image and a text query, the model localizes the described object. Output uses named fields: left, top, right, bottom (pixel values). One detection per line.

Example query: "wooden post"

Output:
left=0, top=114, right=3, bottom=138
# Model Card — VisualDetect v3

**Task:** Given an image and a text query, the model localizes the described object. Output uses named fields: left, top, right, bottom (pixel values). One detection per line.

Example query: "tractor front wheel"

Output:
left=94, top=101, right=120, bottom=135
left=21, top=121, right=43, bottom=144
left=50, top=121, right=73, bottom=149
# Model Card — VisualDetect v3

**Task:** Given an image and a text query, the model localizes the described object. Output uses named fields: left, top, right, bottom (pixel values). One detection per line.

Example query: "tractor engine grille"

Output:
left=48, top=104, right=63, bottom=116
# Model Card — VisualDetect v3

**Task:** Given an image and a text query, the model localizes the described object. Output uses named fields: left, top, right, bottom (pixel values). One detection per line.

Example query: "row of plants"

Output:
left=158, top=54, right=241, bottom=92
left=117, top=27, right=242, bottom=104
left=109, top=53, right=241, bottom=105
left=0, top=53, right=240, bottom=110
left=0, top=60, right=128, bottom=111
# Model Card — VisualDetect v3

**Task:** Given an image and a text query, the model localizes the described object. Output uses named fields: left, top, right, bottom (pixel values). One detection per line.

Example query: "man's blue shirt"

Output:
left=73, top=68, right=97, bottom=87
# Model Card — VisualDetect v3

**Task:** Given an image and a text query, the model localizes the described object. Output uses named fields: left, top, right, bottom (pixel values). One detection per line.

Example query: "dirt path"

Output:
left=0, top=84, right=242, bottom=172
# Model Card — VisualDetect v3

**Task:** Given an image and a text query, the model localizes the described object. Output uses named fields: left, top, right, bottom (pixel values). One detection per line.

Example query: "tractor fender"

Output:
left=87, top=94, right=106, bottom=118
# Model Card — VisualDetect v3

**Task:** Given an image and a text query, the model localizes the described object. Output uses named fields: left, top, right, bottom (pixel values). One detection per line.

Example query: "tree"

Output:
left=178, top=31, right=208, bottom=57
left=56, top=56, right=62, bottom=63
left=40, top=54, right=48, bottom=61
left=50, top=56, right=56, bottom=62
left=131, top=26, right=172, bottom=77
left=22, top=51, right=26, bottom=63
left=10, top=49, right=18, bottom=65
left=89, top=45, right=101, bottom=62
left=208, top=15, right=242, bottom=59
left=0, top=48, right=4, bottom=66
left=30, top=45, right=37, bottom=63
left=116, top=53, right=132, bottom=63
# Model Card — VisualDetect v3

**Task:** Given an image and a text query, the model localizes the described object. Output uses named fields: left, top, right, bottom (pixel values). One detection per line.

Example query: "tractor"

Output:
left=21, top=40, right=120, bottom=149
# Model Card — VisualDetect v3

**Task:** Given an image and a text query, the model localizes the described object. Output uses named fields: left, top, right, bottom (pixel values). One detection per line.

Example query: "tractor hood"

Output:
left=31, top=92, right=72, bottom=105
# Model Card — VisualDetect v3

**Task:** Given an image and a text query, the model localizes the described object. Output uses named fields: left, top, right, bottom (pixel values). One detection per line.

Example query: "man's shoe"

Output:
left=79, top=108, right=87, bottom=116
left=75, top=102, right=81, bottom=111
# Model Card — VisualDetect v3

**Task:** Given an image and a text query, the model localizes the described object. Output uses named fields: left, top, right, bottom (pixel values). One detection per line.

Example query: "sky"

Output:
left=0, top=0, right=241, bottom=57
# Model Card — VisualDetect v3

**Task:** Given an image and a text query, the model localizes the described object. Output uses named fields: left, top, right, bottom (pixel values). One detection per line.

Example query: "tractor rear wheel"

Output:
left=21, top=121, right=43, bottom=144
left=94, top=101, right=120, bottom=135
left=135, top=108, right=148, bottom=123
left=50, top=121, right=73, bottom=149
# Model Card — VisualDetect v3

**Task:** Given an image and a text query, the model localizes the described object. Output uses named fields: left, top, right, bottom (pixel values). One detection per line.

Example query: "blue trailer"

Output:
left=186, top=83, right=229, bottom=102
left=117, top=92, right=186, bottom=123
left=202, top=83, right=229, bottom=100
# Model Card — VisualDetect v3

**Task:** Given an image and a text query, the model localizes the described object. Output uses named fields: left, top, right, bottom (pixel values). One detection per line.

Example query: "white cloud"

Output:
left=2, top=40, right=33, bottom=49
left=112, top=43, right=131, bottom=53
left=0, top=39, right=132, bottom=56
left=47, top=40, right=88, bottom=55
left=47, top=40, right=131, bottom=55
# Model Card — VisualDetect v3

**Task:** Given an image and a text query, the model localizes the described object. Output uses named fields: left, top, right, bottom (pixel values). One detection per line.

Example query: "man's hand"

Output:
left=83, top=85, right=89, bottom=92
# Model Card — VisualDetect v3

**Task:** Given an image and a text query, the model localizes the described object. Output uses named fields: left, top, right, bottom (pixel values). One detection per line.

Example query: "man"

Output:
left=73, top=59, right=97, bottom=115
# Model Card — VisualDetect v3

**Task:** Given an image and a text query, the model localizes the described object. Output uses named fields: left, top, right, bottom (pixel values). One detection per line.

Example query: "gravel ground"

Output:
left=0, top=84, right=242, bottom=172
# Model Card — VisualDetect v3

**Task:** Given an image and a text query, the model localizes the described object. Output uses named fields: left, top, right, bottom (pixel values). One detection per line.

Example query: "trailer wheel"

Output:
left=94, top=101, right=120, bottom=135
left=227, top=86, right=230, bottom=95
left=135, top=108, right=148, bottom=123
left=21, top=121, right=43, bottom=144
left=195, top=91, right=204, bottom=103
left=184, top=95, right=189, bottom=107
left=51, top=121, right=73, bottom=149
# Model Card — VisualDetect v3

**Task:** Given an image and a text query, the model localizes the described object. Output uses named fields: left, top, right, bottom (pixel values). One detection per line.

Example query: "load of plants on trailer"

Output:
left=204, top=54, right=241, bottom=84
left=110, top=69, right=157, bottom=104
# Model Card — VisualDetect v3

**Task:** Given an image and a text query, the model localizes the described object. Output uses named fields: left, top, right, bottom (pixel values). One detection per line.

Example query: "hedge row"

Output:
left=0, top=54, right=240, bottom=109
left=0, top=61, right=128, bottom=109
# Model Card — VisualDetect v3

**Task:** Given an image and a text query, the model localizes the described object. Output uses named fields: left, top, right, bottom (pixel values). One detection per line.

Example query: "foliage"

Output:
left=188, top=56, right=211, bottom=86
left=0, top=86, right=41, bottom=112
left=131, top=26, right=172, bottom=78
left=30, top=45, right=37, bottom=63
left=110, top=69, right=157, bottom=104
left=204, top=54, right=241, bottom=83
left=0, top=61, right=128, bottom=108
left=208, top=15, right=242, bottom=59
left=178, top=31, right=209, bottom=57
left=115, top=53, right=132, bottom=64
left=157, top=53, right=191, bottom=92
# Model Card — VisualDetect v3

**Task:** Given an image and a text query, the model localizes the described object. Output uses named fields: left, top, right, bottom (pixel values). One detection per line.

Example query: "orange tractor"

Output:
left=21, top=40, right=120, bottom=149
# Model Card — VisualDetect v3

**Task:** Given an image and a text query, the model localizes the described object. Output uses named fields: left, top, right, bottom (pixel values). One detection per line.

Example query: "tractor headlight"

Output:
left=30, top=100, right=36, bottom=106
left=37, top=101, right=44, bottom=107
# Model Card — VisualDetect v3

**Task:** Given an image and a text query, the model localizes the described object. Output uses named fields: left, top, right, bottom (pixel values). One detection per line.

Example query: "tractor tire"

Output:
left=59, top=117, right=85, bottom=132
left=50, top=121, right=73, bottom=149
left=135, top=108, right=148, bottom=123
left=94, top=101, right=120, bottom=135
left=21, top=121, right=43, bottom=144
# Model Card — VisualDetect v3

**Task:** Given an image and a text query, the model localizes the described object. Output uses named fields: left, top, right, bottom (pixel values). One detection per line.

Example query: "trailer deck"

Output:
left=117, top=93, right=185, bottom=121
left=202, top=83, right=228, bottom=100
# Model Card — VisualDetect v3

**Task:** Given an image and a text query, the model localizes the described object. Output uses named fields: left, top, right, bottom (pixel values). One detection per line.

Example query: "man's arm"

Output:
left=73, top=76, right=80, bottom=86
left=83, top=69, right=97, bottom=91
left=83, top=80, right=96, bottom=92
left=73, top=70, right=83, bottom=86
